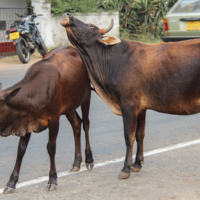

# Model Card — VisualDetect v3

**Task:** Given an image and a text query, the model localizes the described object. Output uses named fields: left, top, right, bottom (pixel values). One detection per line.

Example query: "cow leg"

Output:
left=46, top=118, right=59, bottom=191
left=3, top=133, right=31, bottom=194
left=118, top=102, right=138, bottom=179
left=65, top=110, right=82, bottom=172
left=81, top=90, right=94, bottom=170
left=131, top=110, right=146, bottom=173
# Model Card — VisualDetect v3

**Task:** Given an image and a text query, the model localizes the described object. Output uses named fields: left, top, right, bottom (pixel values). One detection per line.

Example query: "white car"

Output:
left=162, top=0, right=200, bottom=42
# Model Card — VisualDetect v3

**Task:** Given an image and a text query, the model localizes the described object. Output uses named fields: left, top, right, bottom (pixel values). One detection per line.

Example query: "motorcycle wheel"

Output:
left=16, top=37, right=30, bottom=64
left=37, top=41, right=48, bottom=57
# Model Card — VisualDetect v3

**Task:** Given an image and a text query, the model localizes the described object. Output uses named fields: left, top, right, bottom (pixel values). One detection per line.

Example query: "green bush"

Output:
left=51, top=0, right=103, bottom=15
left=25, top=0, right=31, bottom=7
left=50, top=0, right=178, bottom=39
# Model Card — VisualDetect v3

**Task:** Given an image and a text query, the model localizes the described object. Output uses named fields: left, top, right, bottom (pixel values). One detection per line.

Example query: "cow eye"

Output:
left=90, top=26, right=93, bottom=30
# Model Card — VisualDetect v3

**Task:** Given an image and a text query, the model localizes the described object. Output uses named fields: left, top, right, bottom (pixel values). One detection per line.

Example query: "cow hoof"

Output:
left=118, top=171, right=130, bottom=179
left=46, top=184, right=57, bottom=191
left=70, top=166, right=80, bottom=172
left=86, top=162, right=94, bottom=170
left=3, top=186, right=15, bottom=194
left=130, top=165, right=142, bottom=173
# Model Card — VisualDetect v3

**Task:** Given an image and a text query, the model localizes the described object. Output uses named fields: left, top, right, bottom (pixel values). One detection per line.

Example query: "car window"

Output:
left=172, top=0, right=200, bottom=13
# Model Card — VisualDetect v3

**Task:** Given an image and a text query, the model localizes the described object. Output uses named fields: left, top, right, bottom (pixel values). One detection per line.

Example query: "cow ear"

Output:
left=2, top=87, right=21, bottom=101
left=99, top=36, right=121, bottom=45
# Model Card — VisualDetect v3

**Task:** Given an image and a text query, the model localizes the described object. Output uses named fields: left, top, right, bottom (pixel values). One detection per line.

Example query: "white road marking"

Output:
left=1, top=139, right=200, bottom=194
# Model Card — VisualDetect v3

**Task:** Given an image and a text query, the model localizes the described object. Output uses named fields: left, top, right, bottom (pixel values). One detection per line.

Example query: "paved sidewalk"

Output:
left=0, top=53, right=42, bottom=69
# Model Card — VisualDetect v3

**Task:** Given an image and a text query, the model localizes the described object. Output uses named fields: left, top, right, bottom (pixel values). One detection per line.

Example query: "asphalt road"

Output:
left=0, top=56, right=200, bottom=199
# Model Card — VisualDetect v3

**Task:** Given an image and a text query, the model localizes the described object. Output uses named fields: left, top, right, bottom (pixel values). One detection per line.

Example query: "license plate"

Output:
left=9, top=32, right=20, bottom=40
left=186, top=21, right=200, bottom=31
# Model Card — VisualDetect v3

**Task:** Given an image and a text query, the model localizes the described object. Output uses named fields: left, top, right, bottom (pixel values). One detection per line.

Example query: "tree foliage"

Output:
left=50, top=0, right=178, bottom=39
left=51, top=0, right=103, bottom=15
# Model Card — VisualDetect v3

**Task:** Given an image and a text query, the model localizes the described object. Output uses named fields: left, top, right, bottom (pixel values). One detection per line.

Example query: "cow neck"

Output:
left=75, top=42, right=110, bottom=95
left=89, top=44, right=108, bottom=84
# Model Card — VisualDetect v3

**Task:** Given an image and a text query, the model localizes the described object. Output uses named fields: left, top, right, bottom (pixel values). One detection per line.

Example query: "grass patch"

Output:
left=121, top=32, right=163, bottom=44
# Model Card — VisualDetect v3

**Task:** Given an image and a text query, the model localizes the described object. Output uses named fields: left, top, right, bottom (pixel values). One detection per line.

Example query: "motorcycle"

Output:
left=5, top=13, right=48, bottom=63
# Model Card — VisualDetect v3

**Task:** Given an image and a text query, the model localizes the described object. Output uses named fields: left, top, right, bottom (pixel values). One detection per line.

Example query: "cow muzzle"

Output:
left=60, top=13, right=71, bottom=27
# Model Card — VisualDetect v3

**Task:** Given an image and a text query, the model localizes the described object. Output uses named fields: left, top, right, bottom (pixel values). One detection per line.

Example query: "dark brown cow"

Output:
left=61, top=13, right=200, bottom=179
left=0, top=46, right=94, bottom=194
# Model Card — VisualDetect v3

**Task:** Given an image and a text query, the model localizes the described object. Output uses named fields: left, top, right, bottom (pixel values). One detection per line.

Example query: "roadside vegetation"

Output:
left=50, top=0, right=178, bottom=42
left=26, top=0, right=178, bottom=42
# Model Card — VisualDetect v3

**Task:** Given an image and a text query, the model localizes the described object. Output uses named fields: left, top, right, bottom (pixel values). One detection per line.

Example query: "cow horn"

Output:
left=0, top=83, right=2, bottom=91
left=103, top=19, right=114, bottom=34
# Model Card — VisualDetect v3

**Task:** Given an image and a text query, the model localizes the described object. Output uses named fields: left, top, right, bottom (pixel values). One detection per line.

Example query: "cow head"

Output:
left=0, top=87, right=21, bottom=137
left=60, top=13, right=121, bottom=48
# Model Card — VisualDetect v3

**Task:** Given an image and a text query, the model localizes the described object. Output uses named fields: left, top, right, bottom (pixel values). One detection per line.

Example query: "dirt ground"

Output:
left=0, top=53, right=42, bottom=69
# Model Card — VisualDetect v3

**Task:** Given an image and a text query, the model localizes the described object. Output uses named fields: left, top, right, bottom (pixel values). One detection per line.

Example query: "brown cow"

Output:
left=0, top=46, right=94, bottom=194
left=60, top=13, right=200, bottom=179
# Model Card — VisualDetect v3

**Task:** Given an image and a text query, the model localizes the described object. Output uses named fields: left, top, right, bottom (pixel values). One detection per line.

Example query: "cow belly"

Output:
left=151, top=99, right=200, bottom=115
left=33, top=126, right=47, bottom=133
left=29, top=119, right=48, bottom=133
